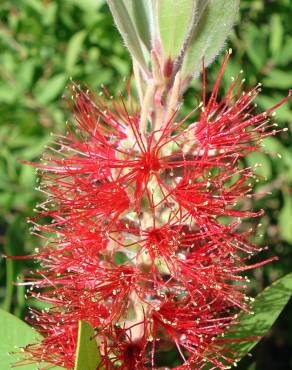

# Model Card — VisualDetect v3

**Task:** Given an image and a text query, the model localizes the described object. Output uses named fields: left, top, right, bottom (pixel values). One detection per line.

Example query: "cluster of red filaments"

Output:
left=22, top=56, right=290, bottom=369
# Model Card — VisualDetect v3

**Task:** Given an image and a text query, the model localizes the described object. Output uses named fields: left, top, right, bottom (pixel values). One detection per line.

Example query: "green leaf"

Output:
left=246, top=152, right=272, bottom=179
left=247, top=363, right=256, bottom=370
left=2, top=221, right=17, bottom=312
left=182, top=0, right=240, bottom=77
left=107, top=0, right=148, bottom=73
left=66, top=31, right=86, bottom=74
left=123, top=0, right=153, bottom=51
left=21, top=135, right=51, bottom=160
left=223, top=273, right=292, bottom=362
left=245, top=23, right=268, bottom=70
left=156, top=0, right=196, bottom=59
left=16, top=60, right=35, bottom=91
left=74, top=320, right=101, bottom=370
left=262, top=69, right=292, bottom=89
left=2, top=257, right=14, bottom=313
left=71, top=0, right=105, bottom=11
left=279, top=37, right=292, bottom=65
left=270, top=14, right=283, bottom=60
left=35, top=74, right=67, bottom=105
left=256, top=94, right=292, bottom=122
left=24, top=0, right=45, bottom=14
left=0, top=308, right=41, bottom=370
left=279, top=194, right=292, bottom=243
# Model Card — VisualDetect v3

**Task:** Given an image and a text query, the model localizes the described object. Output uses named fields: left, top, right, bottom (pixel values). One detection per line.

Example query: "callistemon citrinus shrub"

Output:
left=20, top=51, right=290, bottom=370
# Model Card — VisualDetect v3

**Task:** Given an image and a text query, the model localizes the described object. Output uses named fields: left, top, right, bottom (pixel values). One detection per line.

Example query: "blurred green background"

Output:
left=0, top=0, right=291, bottom=369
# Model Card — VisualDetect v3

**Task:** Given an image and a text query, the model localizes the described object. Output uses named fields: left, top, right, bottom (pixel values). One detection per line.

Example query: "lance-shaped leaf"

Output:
left=223, top=273, right=292, bottom=362
left=0, top=308, right=62, bottom=370
left=107, top=0, right=148, bottom=74
left=74, top=320, right=101, bottom=370
left=123, top=0, right=154, bottom=52
left=156, top=0, right=197, bottom=61
left=182, top=0, right=239, bottom=77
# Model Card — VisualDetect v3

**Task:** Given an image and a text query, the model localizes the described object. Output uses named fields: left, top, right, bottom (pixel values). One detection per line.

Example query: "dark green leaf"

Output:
left=223, top=273, right=292, bottom=362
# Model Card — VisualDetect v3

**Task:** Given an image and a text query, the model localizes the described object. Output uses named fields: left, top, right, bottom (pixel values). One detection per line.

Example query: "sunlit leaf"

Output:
left=66, top=31, right=86, bottom=74
left=0, top=309, right=61, bottom=370
left=246, top=152, right=272, bottom=179
left=245, top=23, right=267, bottom=70
left=156, top=0, right=196, bottom=60
left=182, top=0, right=239, bottom=78
left=279, top=195, right=292, bottom=243
left=124, top=0, right=153, bottom=51
left=74, top=320, right=101, bottom=370
left=35, top=74, right=67, bottom=105
left=107, top=0, right=148, bottom=73
left=269, top=14, right=283, bottom=60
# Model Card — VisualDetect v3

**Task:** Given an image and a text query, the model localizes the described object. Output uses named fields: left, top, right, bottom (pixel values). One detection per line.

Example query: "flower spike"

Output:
left=19, top=54, right=290, bottom=369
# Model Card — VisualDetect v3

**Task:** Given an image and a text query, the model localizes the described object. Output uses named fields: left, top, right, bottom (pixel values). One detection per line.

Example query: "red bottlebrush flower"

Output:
left=20, top=54, right=290, bottom=370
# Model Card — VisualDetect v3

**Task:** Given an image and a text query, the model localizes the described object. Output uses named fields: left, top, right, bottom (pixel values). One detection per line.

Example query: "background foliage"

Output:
left=0, top=0, right=291, bottom=369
